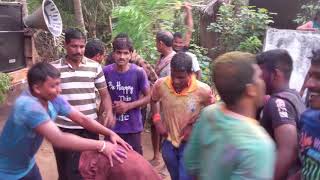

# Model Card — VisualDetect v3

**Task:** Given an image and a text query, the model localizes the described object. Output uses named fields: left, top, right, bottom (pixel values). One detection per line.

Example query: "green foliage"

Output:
left=112, top=0, right=181, bottom=64
left=207, top=3, right=273, bottom=54
left=294, top=0, right=320, bottom=24
left=237, top=36, right=262, bottom=54
left=188, top=44, right=212, bottom=85
left=0, top=73, right=11, bottom=104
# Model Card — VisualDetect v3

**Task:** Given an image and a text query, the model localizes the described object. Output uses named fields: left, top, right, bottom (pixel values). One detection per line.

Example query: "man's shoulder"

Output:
left=15, top=94, right=37, bottom=108
left=103, top=64, right=114, bottom=72
left=185, top=51, right=196, bottom=58
left=200, top=104, right=219, bottom=118
left=154, top=77, right=167, bottom=86
left=83, top=57, right=101, bottom=67
left=130, top=63, right=143, bottom=71
left=51, top=59, right=63, bottom=68
left=195, top=80, right=211, bottom=93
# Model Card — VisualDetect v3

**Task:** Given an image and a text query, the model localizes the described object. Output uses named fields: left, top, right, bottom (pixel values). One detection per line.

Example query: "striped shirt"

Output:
left=51, top=57, right=107, bottom=129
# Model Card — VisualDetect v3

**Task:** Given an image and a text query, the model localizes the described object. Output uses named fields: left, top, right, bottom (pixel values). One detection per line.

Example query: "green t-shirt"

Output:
left=184, top=104, right=276, bottom=180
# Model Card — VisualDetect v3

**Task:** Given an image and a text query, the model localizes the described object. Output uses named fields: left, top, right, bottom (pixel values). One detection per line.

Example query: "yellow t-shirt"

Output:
left=152, top=76, right=215, bottom=147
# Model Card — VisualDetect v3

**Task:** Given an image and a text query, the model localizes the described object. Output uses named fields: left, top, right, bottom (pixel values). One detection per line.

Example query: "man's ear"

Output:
left=273, top=68, right=282, bottom=81
left=246, top=83, right=257, bottom=98
left=32, top=84, right=41, bottom=95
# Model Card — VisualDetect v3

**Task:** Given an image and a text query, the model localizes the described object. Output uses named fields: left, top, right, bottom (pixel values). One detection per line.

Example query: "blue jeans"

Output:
left=162, top=140, right=192, bottom=180
left=20, top=164, right=42, bottom=180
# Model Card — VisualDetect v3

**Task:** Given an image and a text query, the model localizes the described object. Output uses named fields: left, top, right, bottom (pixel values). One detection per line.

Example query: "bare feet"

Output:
left=149, top=157, right=161, bottom=166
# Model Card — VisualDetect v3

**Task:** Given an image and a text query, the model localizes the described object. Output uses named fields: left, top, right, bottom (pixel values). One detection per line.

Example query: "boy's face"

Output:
left=171, top=69, right=191, bottom=93
left=34, top=77, right=61, bottom=101
left=173, top=37, right=184, bottom=52
left=113, top=49, right=132, bottom=66
left=306, top=63, right=320, bottom=109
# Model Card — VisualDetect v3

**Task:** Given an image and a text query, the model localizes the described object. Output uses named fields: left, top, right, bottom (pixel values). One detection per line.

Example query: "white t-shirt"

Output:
left=186, top=52, right=201, bottom=72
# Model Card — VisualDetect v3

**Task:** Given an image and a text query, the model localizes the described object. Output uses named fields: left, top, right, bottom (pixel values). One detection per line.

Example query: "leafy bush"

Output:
left=0, top=73, right=11, bottom=104
left=207, top=3, right=274, bottom=54
left=188, top=43, right=212, bottom=85
left=112, top=0, right=181, bottom=64
left=294, top=0, right=320, bottom=24
left=237, top=36, right=262, bottom=53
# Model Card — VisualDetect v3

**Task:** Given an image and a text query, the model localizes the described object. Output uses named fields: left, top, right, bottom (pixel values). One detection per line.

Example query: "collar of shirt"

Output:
left=164, top=75, right=197, bottom=96
left=220, top=103, right=260, bottom=125
left=62, top=56, right=88, bottom=70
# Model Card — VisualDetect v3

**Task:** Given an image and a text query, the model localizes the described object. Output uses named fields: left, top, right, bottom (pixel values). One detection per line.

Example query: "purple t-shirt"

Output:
left=103, top=63, right=149, bottom=133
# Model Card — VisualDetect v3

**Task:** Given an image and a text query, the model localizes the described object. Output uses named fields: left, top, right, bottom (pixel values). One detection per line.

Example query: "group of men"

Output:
left=1, top=3, right=320, bottom=180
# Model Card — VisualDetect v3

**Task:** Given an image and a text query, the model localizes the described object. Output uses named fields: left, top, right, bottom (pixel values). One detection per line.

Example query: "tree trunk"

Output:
left=73, top=0, right=86, bottom=33
left=19, top=0, right=28, bottom=18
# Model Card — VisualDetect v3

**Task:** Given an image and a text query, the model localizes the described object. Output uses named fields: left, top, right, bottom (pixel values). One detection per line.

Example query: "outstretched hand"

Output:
left=109, top=132, right=133, bottom=151
left=182, top=2, right=192, bottom=11
left=101, top=141, right=128, bottom=167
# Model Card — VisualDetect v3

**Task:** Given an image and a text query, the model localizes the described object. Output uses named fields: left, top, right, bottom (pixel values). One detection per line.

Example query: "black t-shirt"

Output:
left=260, top=89, right=305, bottom=139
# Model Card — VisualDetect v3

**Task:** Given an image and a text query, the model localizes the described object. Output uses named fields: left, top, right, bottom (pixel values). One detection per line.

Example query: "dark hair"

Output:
left=64, top=28, right=86, bottom=44
left=256, top=49, right=293, bottom=80
left=115, top=33, right=129, bottom=39
left=311, top=49, right=320, bottom=64
left=156, top=31, right=173, bottom=47
left=213, top=51, right=256, bottom=106
left=112, top=38, right=134, bottom=52
left=84, top=39, right=105, bottom=58
left=27, top=62, right=60, bottom=92
left=171, top=52, right=193, bottom=73
left=173, top=32, right=183, bottom=39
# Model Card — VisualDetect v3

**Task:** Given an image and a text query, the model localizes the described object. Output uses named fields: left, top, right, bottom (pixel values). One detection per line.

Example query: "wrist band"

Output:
left=98, top=141, right=106, bottom=153
left=152, top=113, right=161, bottom=123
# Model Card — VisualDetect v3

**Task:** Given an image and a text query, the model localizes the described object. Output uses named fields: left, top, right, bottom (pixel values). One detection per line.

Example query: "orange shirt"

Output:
left=152, top=76, right=215, bottom=147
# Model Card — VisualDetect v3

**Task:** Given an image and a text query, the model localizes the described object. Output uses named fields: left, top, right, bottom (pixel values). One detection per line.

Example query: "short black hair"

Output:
left=115, top=33, right=129, bottom=39
left=84, top=39, right=105, bottom=58
left=173, top=32, right=183, bottom=39
left=27, top=62, right=60, bottom=92
left=156, top=31, right=173, bottom=47
left=64, top=28, right=86, bottom=44
left=213, top=51, right=256, bottom=106
left=256, top=49, right=293, bottom=80
left=112, top=38, right=134, bottom=52
left=311, top=49, right=320, bottom=65
left=171, top=52, right=193, bottom=73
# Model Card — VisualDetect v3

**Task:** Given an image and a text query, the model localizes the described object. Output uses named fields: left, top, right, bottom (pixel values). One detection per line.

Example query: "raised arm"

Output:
left=35, top=120, right=126, bottom=167
left=98, top=87, right=115, bottom=128
left=183, top=2, right=194, bottom=47
left=67, top=107, right=132, bottom=151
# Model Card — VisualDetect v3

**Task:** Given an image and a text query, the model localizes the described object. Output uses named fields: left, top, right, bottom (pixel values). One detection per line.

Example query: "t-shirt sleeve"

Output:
left=266, top=98, right=297, bottom=129
left=51, top=95, right=72, bottom=116
left=21, top=100, right=51, bottom=129
left=138, top=67, right=150, bottom=93
left=94, top=65, right=107, bottom=90
left=191, top=55, right=201, bottom=72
